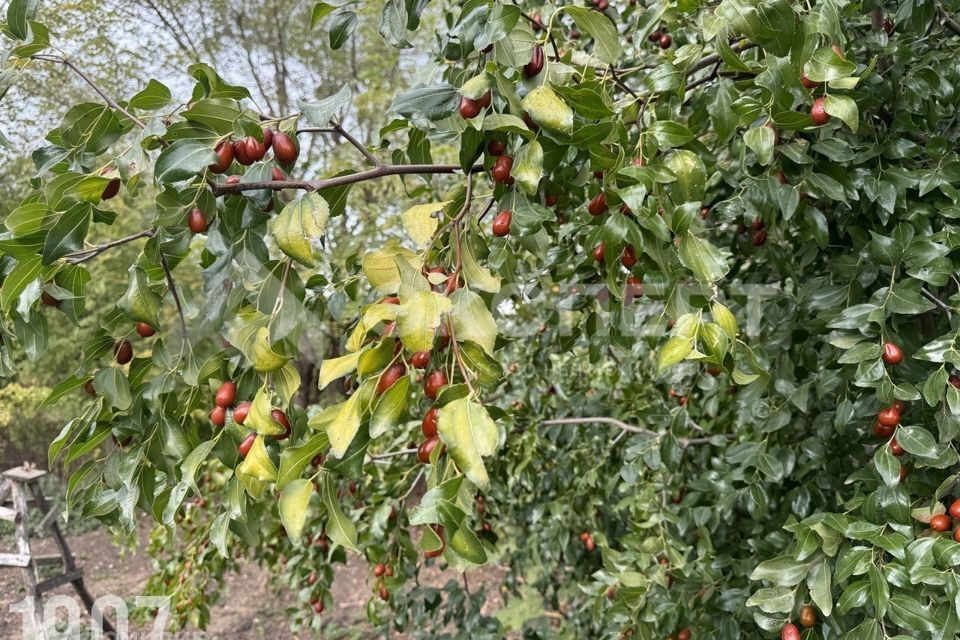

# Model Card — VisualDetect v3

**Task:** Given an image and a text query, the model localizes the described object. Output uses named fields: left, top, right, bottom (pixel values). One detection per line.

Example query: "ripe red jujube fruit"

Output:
left=459, top=96, right=481, bottom=119
left=620, top=245, right=637, bottom=268
left=625, top=276, right=644, bottom=302
left=873, top=421, right=894, bottom=439
left=244, top=135, right=267, bottom=161
left=659, top=33, right=672, bottom=48
left=592, top=242, right=606, bottom=263
left=677, top=629, right=691, bottom=640
left=810, top=97, right=830, bottom=125
left=188, top=208, right=208, bottom=234
left=101, top=179, right=121, bottom=201
left=487, top=139, right=506, bottom=156
left=272, top=132, right=299, bottom=165
left=781, top=623, right=800, bottom=640
left=882, top=341, right=903, bottom=365
left=752, top=229, right=768, bottom=246
left=524, top=44, right=544, bottom=77
left=271, top=409, right=292, bottom=440
left=492, top=155, right=513, bottom=184
left=492, top=210, right=512, bottom=237
left=233, top=140, right=252, bottom=165
left=877, top=406, right=900, bottom=427
left=377, top=363, right=406, bottom=395
left=949, top=499, right=960, bottom=519
left=215, top=381, right=237, bottom=408
left=262, top=127, right=273, bottom=150
left=210, top=406, right=226, bottom=427
left=411, top=351, right=431, bottom=369
left=931, top=513, right=952, bottom=532
left=233, top=401, right=251, bottom=425
left=114, top=340, right=133, bottom=365
left=588, top=192, right=607, bottom=216
left=418, top=435, right=440, bottom=463
left=890, top=438, right=904, bottom=456
left=135, top=322, right=155, bottom=338
left=209, top=142, right=234, bottom=173
left=422, top=407, right=439, bottom=437
left=425, top=369, right=448, bottom=399
left=800, top=72, right=819, bottom=89
left=238, top=433, right=256, bottom=458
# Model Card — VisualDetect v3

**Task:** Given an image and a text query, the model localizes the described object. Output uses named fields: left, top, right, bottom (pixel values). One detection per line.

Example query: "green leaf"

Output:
left=379, top=0, right=410, bottom=48
left=461, top=237, right=500, bottom=293
left=6, top=0, right=40, bottom=40
left=117, top=265, right=161, bottom=326
left=129, top=79, right=172, bottom=110
left=437, top=398, right=499, bottom=489
left=750, top=555, right=810, bottom=586
left=649, top=121, right=695, bottom=148
left=310, top=1, right=336, bottom=28
left=746, top=586, right=795, bottom=613
left=279, top=479, right=313, bottom=545
left=565, top=7, right=621, bottom=63
left=154, top=139, right=218, bottom=184
left=329, top=11, right=357, bottom=49
left=868, top=565, right=889, bottom=619
left=370, top=376, right=409, bottom=437
left=520, top=86, right=574, bottom=134
left=321, top=475, right=359, bottom=552
left=300, top=85, right=352, bottom=126
left=805, top=46, right=857, bottom=82
left=42, top=204, right=90, bottom=265
left=665, top=150, right=707, bottom=202
left=875, top=444, right=900, bottom=486
left=744, top=125, right=775, bottom=165
left=821, top=94, right=859, bottom=133
left=679, top=233, right=729, bottom=283
left=450, top=525, right=488, bottom=564
left=808, top=560, right=833, bottom=617
left=93, top=366, right=131, bottom=411
left=270, top=192, right=330, bottom=267
left=0, top=254, right=42, bottom=312
left=277, top=431, right=329, bottom=489
left=896, top=426, right=939, bottom=458
left=712, top=301, right=738, bottom=339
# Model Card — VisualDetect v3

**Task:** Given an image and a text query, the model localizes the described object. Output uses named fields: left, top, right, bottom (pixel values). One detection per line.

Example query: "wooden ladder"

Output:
left=0, top=463, right=115, bottom=639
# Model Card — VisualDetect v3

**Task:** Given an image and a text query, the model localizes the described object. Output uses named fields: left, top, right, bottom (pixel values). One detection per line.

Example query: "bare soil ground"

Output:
left=0, top=524, right=507, bottom=639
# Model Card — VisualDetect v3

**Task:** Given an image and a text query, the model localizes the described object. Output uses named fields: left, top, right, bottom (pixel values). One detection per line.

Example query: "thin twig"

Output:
left=65, top=229, right=156, bottom=264
left=159, top=253, right=189, bottom=340
left=923, top=287, right=953, bottom=315
left=539, top=417, right=732, bottom=447
left=32, top=55, right=146, bottom=129
left=210, top=163, right=486, bottom=196
left=333, top=121, right=382, bottom=167
left=369, top=448, right=418, bottom=461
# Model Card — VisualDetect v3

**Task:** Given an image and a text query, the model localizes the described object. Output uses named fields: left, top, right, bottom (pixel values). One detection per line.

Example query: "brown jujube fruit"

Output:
left=233, top=140, right=252, bottom=165
left=135, top=322, right=156, bottom=338
left=411, top=350, right=431, bottom=369
left=101, top=179, right=121, bottom=201
left=620, top=245, right=637, bottom=268
left=244, top=136, right=267, bottom=161
left=459, top=96, right=481, bottom=119
left=418, top=435, right=440, bottom=463
left=592, top=242, right=606, bottom=263
left=659, top=34, right=672, bottom=48
left=271, top=409, right=291, bottom=440
left=188, top=208, right=208, bottom=234
left=931, top=513, right=952, bottom=532
left=882, top=341, right=903, bottom=365
left=800, top=604, right=817, bottom=628
left=262, top=127, right=273, bottom=149
left=800, top=72, right=819, bottom=89
left=272, top=131, right=299, bottom=165
left=114, top=340, right=133, bottom=365
left=751, top=230, right=768, bottom=246
left=588, top=192, right=607, bottom=216
left=41, top=292, right=60, bottom=307
left=524, top=44, right=544, bottom=77
left=487, top=139, right=506, bottom=156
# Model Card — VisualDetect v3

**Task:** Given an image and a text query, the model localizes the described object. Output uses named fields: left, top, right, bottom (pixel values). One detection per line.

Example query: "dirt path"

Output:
left=0, top=525, right=507, bottom=638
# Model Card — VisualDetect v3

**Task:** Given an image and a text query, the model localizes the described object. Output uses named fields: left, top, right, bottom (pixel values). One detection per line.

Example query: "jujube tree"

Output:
left=2, top=0, right=960, bottom=636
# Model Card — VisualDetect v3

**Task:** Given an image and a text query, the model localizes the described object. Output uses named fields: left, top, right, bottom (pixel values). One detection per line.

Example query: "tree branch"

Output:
left=65, top=229, right=156, bottom=264
left=31, top=55, right=146, bottom=129
left=159, top=253, right=189, bottom=340
left=306, top=122, right=382, bottom=167
left=210, top=163, right=485, bottom=196
left=923, top=286, right=953, bottom=315
left=540, top=417, right=732, bottom=448
left=938, top=6, right=960, bottom=35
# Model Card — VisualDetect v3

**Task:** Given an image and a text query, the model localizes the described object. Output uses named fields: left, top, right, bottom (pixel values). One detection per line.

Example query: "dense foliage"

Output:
left=3, top=0, right=960, bottom=636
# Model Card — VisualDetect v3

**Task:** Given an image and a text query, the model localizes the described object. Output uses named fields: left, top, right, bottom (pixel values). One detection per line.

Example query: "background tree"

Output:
left=2, top=0, right=960, bottom=637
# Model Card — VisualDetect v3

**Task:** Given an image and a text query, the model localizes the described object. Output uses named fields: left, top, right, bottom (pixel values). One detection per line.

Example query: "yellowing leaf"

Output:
left=712, top=301, right=738, bottom=339
left=401, top=201, right=447, bottom=247
left=237, top=435, right=277, bottom=499
left=513, top=140, right=543, bottom=196
left=397, top=290, right=453, bottom=352
left=326, top=379, right=374, bottom=457
left=451, top=289, right=497, bottom=355
left=461, top=238, right=500, bottom=293
left=370, top=376, right=409, bottom=437
left=345, top=303, right=398, bottom=352
left=437, top=398, right=499, bottom=489
left=279, top=479, right=312, bottom=544
left=657, top=336, right=694, bottom=373
left=362, top=241, right=420, bottom=293
left=270, top=192, right=330, bottom=267
left=250, top=326, right=290, bottom=372
left=318, top=351, right=363, bottom=390
left=520, top=85, right=574, bottom=134
left=246, top=386, right=286, bottom=436
left=459, top=73, right=491, bottom=99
